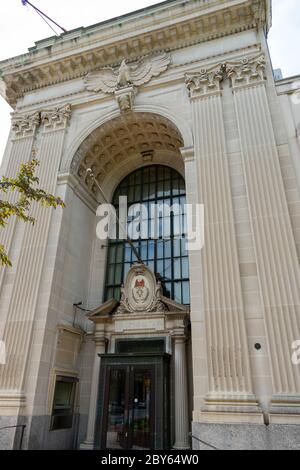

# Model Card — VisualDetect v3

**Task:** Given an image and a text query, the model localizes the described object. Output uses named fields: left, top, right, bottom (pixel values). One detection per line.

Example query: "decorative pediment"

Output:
left=88, top=264, right=189, bottom=324
left=89, top=298, right=119, bottom=319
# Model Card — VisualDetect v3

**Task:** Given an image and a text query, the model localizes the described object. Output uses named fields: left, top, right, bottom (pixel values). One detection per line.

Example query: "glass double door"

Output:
left=103, top=365, right=155, bottom=450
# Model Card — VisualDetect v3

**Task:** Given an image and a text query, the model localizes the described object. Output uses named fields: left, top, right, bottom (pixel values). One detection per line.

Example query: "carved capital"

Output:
left=41, top=104, right=72, bottom=131
left=114, top=86, right=136, bottom=113
left=11, top=111, right=40, bottom=138
left=227, top=55, right=266, bottom=89
left=185, top=65, right=225, bottom=99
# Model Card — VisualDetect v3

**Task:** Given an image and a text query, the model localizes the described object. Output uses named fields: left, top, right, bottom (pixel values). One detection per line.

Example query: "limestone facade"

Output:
left=0, top=0, right=299, bottom=450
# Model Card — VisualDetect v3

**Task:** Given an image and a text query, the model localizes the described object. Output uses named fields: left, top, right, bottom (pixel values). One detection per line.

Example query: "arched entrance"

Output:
left=70, top=112, right=185, bottom=200
left=72, top=112, right=191, bottom=450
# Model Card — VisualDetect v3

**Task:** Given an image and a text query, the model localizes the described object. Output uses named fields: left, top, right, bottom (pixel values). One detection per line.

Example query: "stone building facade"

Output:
left=0, top=0, right=299, bottom=450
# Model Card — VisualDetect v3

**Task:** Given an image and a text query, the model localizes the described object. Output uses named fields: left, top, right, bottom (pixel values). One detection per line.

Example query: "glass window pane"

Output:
left=109, top=246, right=116, bottom=264
left=157, top=166, right=164, bottom=181
left=149, top=182, right=156, bottom=200
left=174, top=258, right=181, bottom=279
left=53, top=382, right=73, bottom=409
left=141, top=241, right=148, bottom=261
left=157, top=241, right=164, bottom=259
left=157, top=180, right=164, bottom=198
left=149, top=166, right=156, bottom=182
left=134, top=185, right=141, bottom=201
left=182, top=281, right=190, bottom=305
left=143, top=167, right=150, bottom=183
left=142, top=183, right=149, bottom=201
left=124, top=263, right=131, bottom=279
left=124, top=244, right=131, bottom=262
left=181, top=239, right=188, bottom=256
left=108, top=266, right=115, bottom=285
left=106, top=288, right=114, bottom=299
left=128, top=185, right=135, bottom=204
left=174, top=282, right=182, bottom=303
left=131, top=242, right=139, bottom=262
left=135, top=170, right=142, bottom=184
left=157, top=260, right=164, bottom=277
left=172, top=179, right=180, bottom=196
left=114, top=287, right=121, bottom=301
left=115, top=264, right=122, bottom=285
left=182, top=257, right=189, bottom=279
left=173, top=239, right=181, bottom=257
left=148, top=241, right=155, bottom=260
left=165, top=240, right=171, bottom=258
left=164, top=259, right=172, bottom=280
left=116, top=244, right=123, bottom=263
left=164, top=167, right=171, bottom=180
left=162, top=217, right=171, bottom=238
left=147, top=260, right=154, bottom=273
left=163, top=282, right=172, bottom=299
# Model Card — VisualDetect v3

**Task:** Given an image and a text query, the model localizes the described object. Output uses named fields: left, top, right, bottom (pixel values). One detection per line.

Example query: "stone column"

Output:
left=185, top=68, right=261, bottom=421
left=0, top=105, right=71, bottom=396
left=229, top=55, right=300, bottom=419
left=0, top=112, right=40, bottom=295
left=81, top=333, right=106, bottom=449
left=172, top=329, right=190, bottom=449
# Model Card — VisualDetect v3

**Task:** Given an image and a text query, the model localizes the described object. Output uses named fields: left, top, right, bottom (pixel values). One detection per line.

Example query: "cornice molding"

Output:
left=13, top=44, right=261, bottom=113
left=0, top=0, right=270, bottom=107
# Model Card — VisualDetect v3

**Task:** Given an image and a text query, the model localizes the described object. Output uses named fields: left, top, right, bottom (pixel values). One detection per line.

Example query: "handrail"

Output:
left=189, top=432, right=219, bottom=450
left=0, top=425, right=26, bottom=450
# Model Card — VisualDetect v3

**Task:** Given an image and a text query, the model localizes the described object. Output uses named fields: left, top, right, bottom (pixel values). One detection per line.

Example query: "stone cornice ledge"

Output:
left=0, top=0, right=271, bottom=107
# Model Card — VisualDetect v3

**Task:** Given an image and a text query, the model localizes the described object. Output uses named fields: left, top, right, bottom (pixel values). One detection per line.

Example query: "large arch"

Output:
left=65, top=104, right=193, bottom=175
left=69, top=111, right=188, bottom=201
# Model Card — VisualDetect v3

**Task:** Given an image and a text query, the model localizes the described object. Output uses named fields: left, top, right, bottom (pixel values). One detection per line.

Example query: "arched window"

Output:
left=104, top=165, right=190, bottom=305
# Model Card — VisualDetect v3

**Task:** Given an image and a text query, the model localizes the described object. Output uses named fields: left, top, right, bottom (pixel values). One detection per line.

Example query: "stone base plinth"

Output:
left=192, top=422, right=300, bottom=450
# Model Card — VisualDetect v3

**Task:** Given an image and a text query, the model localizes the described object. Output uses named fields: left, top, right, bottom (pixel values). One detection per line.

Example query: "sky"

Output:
left=0, top=0, right=299, bottom=164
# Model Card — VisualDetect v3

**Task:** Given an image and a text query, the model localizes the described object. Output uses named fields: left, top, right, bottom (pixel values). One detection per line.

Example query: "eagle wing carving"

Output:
left=130, top=52, right=171, bottom=87
left=84, top=52, right=171, bottom=94
left=84, top=67, right=118, bottom=93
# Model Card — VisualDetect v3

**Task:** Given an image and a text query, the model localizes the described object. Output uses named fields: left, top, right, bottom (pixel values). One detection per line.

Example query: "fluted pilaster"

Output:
left=0, top=112, right=40, bottom=294
left=0, top=105, right=71, bottom=394
left=186, top=66, right=261, bottom=421
left=229, top=56, right=300, bottom=415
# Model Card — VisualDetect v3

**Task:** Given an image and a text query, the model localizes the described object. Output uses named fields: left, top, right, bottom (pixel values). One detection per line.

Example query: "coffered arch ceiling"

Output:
left=71, top=112, right=185, bottom=199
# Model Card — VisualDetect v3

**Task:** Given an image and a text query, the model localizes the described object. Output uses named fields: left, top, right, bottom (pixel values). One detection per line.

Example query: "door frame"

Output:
left=94, top=353, right=170, bottom=450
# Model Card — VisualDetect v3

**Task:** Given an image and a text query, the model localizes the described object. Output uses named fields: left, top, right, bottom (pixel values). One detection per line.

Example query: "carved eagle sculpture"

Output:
left=84, top=52, right=171, bottom=94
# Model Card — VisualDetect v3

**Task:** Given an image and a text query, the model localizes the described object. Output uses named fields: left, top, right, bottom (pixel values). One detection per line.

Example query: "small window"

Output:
left=115, top=338, right=166, bottom=354
left=51, top=376, right=78, bottom=431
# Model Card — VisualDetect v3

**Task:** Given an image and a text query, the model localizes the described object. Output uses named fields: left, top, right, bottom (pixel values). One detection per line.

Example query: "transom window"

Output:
left=104, top=165, right=190, bottom=305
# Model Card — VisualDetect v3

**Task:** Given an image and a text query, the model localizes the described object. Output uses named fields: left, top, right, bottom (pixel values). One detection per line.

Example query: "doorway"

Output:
left=95, top=354, right=170, bottom=450
left=103, top=365, right=154, bottom=450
